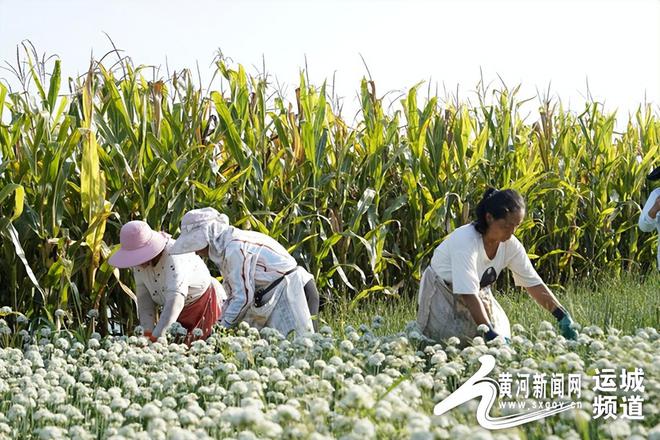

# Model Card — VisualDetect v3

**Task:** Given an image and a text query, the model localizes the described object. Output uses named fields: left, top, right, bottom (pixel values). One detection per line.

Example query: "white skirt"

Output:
left=416, top=266, right=511, bottom=345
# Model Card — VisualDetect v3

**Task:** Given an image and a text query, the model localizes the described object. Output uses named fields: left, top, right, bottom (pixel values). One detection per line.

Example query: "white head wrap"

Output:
left=169, top=207, right=231, bottom=262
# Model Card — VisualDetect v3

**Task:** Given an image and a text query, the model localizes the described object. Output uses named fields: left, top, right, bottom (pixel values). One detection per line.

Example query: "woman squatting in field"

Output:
left=170, top=207, right=319, bottom=335
left=417, top=188, right=579, bottom=346
left=638, top=165, right=660, bottom=270
left=109, top=221, right=226, bottom=343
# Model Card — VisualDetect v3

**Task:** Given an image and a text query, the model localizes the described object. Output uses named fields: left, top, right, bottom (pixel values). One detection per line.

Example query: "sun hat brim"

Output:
left=108, top=233, right=168, bottom=268
left=169, top=228, right=209, bottom=255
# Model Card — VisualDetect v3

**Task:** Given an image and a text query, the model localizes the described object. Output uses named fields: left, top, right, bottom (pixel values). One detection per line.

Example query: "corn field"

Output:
left=0, top=46, right=658, bottom=333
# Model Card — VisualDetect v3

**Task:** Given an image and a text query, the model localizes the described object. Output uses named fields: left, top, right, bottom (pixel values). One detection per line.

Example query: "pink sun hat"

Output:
left=108, top=221, right=169, bottom=268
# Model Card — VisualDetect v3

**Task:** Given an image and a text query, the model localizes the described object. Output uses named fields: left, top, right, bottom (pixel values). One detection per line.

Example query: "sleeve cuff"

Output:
left=644, top=211, right=659, bottom=224
left=163, top=290, right=187, bottom=299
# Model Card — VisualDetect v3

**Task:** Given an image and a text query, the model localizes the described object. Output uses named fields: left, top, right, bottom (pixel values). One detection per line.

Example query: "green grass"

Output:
left=320, top=272, right=660, bottom=336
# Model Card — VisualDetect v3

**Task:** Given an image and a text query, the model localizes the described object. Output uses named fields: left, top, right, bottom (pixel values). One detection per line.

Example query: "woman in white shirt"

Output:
left=109, top=221, right=226, bottom=343
left=169, top=207, right=317, bottom=336
left=417, top=188, right=578, bottom=345
left=638, top=166, right=660, bottom=270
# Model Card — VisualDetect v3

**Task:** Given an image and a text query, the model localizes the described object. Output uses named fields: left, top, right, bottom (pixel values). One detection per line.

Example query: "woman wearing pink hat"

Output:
left=169, top=207, right=318, bottom=335
left=109, top=221, right=227, bottom=343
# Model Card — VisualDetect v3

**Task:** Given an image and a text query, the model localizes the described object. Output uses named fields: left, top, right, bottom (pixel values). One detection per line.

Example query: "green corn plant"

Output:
left=1, top=47, right=659, bottom=330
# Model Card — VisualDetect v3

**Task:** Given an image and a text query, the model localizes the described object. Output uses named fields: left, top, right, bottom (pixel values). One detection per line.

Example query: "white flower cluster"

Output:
left=0, top=322, right=656, bottom=439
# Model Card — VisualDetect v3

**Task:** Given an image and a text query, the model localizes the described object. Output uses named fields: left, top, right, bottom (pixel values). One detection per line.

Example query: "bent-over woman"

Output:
left=109, top=221, right=226, bottom=343
left=169, top=207, right=318, bottom=335
left=417, top=188, right=579, bottom=346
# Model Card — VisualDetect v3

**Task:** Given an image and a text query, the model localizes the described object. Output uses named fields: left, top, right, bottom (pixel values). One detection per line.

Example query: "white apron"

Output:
left=417, top=266, right=511, bottom=345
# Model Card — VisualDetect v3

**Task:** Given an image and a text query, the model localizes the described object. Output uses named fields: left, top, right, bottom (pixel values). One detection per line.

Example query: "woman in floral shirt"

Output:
left=109, top=221, right=226, bottom=343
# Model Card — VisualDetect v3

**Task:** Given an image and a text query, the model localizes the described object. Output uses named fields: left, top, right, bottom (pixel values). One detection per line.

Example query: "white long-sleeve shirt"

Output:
left=210, top=227, right=301, bottom=328
left=133, top=239, right=221, bottom=336
left=638, top=187, right=660, bottom=270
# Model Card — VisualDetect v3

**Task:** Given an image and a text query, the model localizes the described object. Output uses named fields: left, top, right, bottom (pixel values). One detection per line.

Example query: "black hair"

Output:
left=473, top=188, right=526, bottom=234
left=648, top=166, right=660, bottom=181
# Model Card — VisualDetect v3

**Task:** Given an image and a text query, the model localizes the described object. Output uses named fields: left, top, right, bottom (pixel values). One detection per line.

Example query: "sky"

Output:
left=1, top=0, right=659, bottom=124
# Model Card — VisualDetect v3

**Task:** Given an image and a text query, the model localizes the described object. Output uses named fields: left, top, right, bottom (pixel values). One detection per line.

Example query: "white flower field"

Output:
left=1, top=47, right=659, bottom=440
left=0, top=316, right=657, bottom=439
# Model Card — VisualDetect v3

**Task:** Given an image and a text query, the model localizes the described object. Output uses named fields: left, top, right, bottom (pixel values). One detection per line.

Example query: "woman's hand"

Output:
left=143, top=330, right=158, bottom=343
left=479, top=323, right=511, bottom=344
left=553, top=308, right=578, bottom=340
left=483, top=324, right=499, bottom=341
